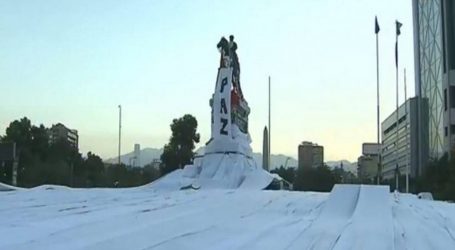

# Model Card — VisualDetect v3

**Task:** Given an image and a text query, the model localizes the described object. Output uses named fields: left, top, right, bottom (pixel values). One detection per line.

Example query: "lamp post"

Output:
left=118, top=105, right=122, bottom=166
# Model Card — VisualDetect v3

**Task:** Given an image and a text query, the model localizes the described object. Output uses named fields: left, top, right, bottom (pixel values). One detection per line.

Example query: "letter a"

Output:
left=220, top=98, right=228, bottom=114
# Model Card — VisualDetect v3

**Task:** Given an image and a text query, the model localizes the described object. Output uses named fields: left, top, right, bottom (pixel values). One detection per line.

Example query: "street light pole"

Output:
left=12, top=142, right=17, bottom=186
left=118, top=105, right=122, bottom=166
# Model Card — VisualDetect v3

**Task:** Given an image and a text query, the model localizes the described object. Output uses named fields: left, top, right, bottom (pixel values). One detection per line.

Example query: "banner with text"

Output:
left=212, top=68, right=232, bottom=139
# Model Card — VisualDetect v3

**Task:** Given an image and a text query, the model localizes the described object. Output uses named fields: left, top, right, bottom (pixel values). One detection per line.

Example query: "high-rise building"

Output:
left=357, top=143, right=380, bottom=182
left=49, top=123, right=78, bottom=149
left=133, top=144, right=141, bottom=167
left=413, top=0, right=455, bottom=158
left=298, top=141, right=324, bottom=169
left=381, top=97, right=429, bottom=180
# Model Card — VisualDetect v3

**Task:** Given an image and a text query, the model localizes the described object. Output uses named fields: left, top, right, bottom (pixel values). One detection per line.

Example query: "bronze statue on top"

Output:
left=217, top=35, right=242, bottom=98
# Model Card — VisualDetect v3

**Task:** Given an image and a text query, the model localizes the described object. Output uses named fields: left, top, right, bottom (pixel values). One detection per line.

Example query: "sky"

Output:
left=0, top=0, right=415, bottom=162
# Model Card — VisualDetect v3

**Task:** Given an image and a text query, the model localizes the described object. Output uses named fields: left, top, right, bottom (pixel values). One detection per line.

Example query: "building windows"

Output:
left=446, top=0, right=455, bottom=70
left=445, top=126, right=448, bottom=137
left=450, top=86, right=455, bottom=108
left=445, top=88, right=448, bottom=110
left=451, top=125, right=455, bottom=135
left=384, top=123, right=396, bottom=135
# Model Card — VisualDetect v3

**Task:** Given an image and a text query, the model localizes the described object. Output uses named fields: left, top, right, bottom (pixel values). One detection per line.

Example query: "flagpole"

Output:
left=376, top=20, right=381, bottom=185
left=395, top=30, right=399, bottom=191
left=405, top=68, right=409, bottom=193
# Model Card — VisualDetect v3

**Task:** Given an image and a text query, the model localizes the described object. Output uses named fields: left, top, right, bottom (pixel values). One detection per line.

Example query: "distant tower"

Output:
left=263, top=126, right=269, bottom=171
left=298, top=141, right=324, bottom=169
left=134, top=144, right=141, bottom=167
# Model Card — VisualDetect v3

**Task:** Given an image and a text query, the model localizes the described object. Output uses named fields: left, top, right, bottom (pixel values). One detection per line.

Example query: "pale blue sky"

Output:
left=0, top=0, right=414, bottom=162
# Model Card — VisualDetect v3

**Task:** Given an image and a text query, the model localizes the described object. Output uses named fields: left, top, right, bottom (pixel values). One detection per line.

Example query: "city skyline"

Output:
left=0, top=0, right=415, bottom=161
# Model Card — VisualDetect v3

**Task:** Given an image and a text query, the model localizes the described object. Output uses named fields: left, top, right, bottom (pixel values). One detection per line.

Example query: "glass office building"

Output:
left=413, top=0, right=445, bottom=160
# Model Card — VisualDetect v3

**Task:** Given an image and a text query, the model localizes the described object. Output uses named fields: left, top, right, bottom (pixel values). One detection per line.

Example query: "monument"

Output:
left=262, top=126, right=269, bottom=171
left=205, top=35, right=251, bottom=155
left=151, top=36, right=277, bottom=190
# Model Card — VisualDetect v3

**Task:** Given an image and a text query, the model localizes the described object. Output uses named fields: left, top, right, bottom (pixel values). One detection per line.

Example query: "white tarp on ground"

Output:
left=290, top=185, right=394, bottom=250
left=150, top=124, right=275, bottom=191
left=1, top=184, right=455, bottom=250
left=148, top=152, right=274, bottom=191
left=0, top=182, right=23, bottom=191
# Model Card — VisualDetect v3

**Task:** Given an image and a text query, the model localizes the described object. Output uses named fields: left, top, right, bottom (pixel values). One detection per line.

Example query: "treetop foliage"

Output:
left=160, top=114, right=200, bottom=175
left=0, top=117, right=159, bottom=187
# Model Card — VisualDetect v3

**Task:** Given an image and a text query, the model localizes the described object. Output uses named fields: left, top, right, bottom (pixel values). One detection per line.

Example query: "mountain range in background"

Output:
left=105, top=148, right=163, bottom=167
left=105, top=147, right=357, bottom=174
left=326, top=160, right=357, bottom=175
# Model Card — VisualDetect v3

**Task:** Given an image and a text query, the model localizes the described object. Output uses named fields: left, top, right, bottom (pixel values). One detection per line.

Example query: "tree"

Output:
left=83, top=152, right=105, bottom=187
left=2, top=117, right=39, bottom=186
left=143, top=163, right=161, bottom=183
left=160, top=114, right=200, bottom=175
left=271, top=166, right=295, bottom=183
left=416, top=153, right=455, bottom=201
left=30, top=125, right=50, bottom=161
left=294, top=165, right=337, bottom=192
left=1, top=117, right=165, bottom=188
left=2, top=117, right=32, bottom=148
